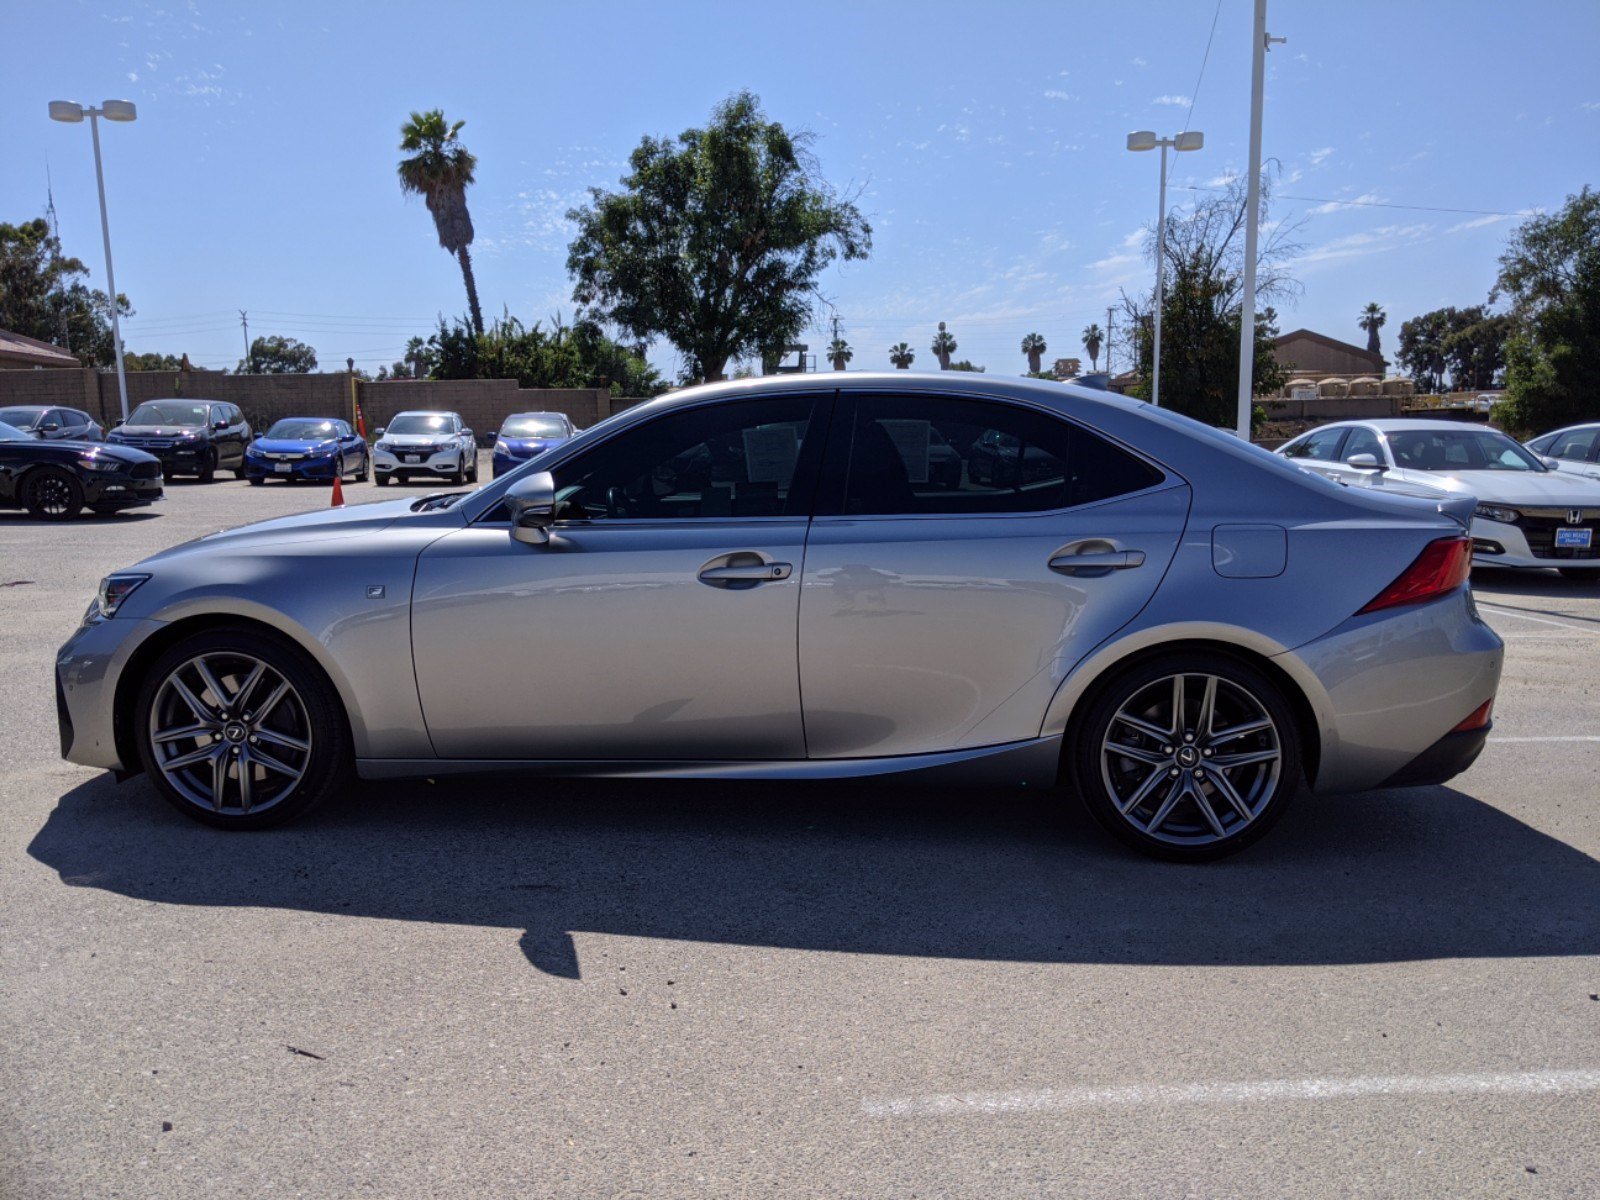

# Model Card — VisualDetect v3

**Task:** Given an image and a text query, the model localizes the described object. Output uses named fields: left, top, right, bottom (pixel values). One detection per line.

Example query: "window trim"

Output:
left=468, top=389, right=839, bottom=530
left=813, top=387, right=1173, bottom=523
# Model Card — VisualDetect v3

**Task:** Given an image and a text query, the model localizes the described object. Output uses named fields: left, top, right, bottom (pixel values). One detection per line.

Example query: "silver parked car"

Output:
left=1277, top=419, right=1600, bottom=579
left=57, top=376, right=1503, bottom=860
left=1525, top=423, right=1600, bottom=484
left=372, top=410, right=478, bottom=485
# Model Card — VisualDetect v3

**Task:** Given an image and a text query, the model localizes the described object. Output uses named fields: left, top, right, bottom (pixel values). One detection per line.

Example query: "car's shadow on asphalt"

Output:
left=27, top=773, right=1600, bottom=978
left=0, top=511, right=165, bottom=526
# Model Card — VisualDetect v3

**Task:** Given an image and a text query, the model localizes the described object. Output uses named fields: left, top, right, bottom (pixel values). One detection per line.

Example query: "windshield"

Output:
left=0, top=407, right=46, bottom=428
left=1388, top=429, right=1544, bottom=472
left=0, top=421, right=32, bottom=442
left=502, top=415, right=568, bottom=438
left=387, top=414, right=452, bottom=436
left=267, top=419, right=341, bottom=439
left=129, top=401, right=210, bottom=427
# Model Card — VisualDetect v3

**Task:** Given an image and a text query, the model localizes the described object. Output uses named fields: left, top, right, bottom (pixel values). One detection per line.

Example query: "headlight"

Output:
left=375, top=441, right=393, bottom=452
left=495, top=439, right=510, bottom=454
left=78, top=457, right=124, bottom=472
left=1474, top=504, right=1521, bottom=524
left=175, top=431, right=200, bottom=442
left=86, top=573, right=150, bottom=622
left=245, top=444, right=264, bottom=458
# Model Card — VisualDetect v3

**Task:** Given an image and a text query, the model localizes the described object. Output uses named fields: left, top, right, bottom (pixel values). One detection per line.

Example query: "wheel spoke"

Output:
left=1197, top=676, right=1218, bottom=740
left=169, top=676, right=217, bottom=723
left=1118, top=766, right=1168, bottom=815
left=1113, top=711, right=1170, bottom=741
left=1191, top=782, right=1227, bottom=837
left=1107, top=741, right=1166, bottom=767
left=238, top=752, right=255, bottom=813
left=253, top=680, right=291, bottom=724
left=1212, top=748, right=1280, bottom=770
left=154, top=722, right=214, bottom=744
left=1208, top=717, right=1272, bottom=744
left=1208, top=767, right=1255, bottom=822
left=248, top=745, right=301, bottom=779
left=162, top=743, right=220, bottom=771
left=253, top=727, right=310, bottom=754
left=193, top=658, right=230, bottom=713
left=1143, top=777, right=1186, bottom=834
left=1169, top=674, right=1185, bottom=736
left=211, top=752, right=229, bottom=811
left=233, top=662, right=267, bottom=715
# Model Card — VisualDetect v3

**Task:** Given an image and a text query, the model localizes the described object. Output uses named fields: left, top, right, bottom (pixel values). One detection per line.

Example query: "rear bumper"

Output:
left=1471, top=516, right=1600, bottom=569
left=1379, top=723, right=1492, bottom=788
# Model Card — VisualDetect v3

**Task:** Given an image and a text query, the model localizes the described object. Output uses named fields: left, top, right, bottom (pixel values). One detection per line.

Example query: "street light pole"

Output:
left=48, top=99, right=137, bottom=423
left=1127, top=129, right=1203, bottom=408
left=1235, top=0, right=1286, bottom=439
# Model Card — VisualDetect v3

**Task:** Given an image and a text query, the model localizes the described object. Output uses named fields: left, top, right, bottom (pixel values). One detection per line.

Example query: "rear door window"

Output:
left=1284, top=427, right=1348, bottom=461
left=1549, top=428, right=1599, bottom=461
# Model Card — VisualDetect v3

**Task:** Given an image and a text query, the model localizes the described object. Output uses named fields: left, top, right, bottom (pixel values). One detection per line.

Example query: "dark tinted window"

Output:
left=552, top=395, right=823, bottom=520
left=839, top=394, right=1162, bottom=516
left=129, top=401, right=209, bottom=426
left=1283, top=427, right=1347, bottom=461
left=1548, top=428, right=1599, bottom=461
left=1341, top=427, right=1384, bottom=462
left=1389, top=429, right=1543, bottom=472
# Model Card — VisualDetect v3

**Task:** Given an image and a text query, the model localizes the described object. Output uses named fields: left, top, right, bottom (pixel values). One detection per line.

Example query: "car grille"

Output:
left=261, top=452, right=306, bottom=461
left=128, top=461, right=162, bottom=480
left=115, top=435, right=175, bottom=450
left=1516, top=508, right=1600, bottom=559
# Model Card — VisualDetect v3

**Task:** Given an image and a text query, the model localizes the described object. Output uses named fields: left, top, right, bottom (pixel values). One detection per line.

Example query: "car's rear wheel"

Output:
left=22, top=467, right=83, bottom=520
left=134, top=629, right=351, bottom=830
left=1070, top=653, right=1301, bottom=862
left=467, top=451, right=479, bottom=482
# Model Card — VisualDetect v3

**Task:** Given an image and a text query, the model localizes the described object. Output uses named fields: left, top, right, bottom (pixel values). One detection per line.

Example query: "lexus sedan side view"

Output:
left=492, top=411, right=577, bottom=478
left=372, top=410, right=478, bottom=485
left=105, top=399, right=252, bottom=481
left=0, top=405, right=104, bottom=442
left=244, top=417, right=371, bottom=485
left=1526, top=423, right=1600, bottom=484
left=0, top=418, right=163, bottom=519
left=1277, top=419, right=1600, bottom=579
left=57, top=375, right=1504, bottom=861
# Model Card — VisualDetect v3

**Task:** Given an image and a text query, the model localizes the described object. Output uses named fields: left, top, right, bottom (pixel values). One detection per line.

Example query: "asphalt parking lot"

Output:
left=2, top=468, right=1598, bottom=1198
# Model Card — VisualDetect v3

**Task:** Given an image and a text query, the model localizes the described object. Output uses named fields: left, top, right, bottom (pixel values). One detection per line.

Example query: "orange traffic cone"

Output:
left=330, top=472, right=345, bottom=508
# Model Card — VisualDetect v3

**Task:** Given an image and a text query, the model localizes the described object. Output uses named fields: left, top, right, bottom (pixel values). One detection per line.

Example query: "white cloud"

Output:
left=127, top=71, right=138, bottom=82
left=1152, top=94, right=1191, bottom=107
left=1131, top=56, right=1148, bottom=67
left=1445, top=214, right=1511, bottom=234
left=1042, top=90, right=1074, bottom=102
left=1581, top=101, right=1600, bottom=112
left=1308, top=192, right=1384, bottom=215
left=1309, top=146, right=1334, bottom=165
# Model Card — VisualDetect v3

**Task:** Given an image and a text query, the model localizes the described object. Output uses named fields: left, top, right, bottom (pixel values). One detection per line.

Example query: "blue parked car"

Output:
left=244, top=417, right=370, bottom=486
left=492, top=411, right=576, bottom=478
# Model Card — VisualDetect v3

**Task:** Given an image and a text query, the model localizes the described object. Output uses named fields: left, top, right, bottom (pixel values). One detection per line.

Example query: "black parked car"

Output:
left=0, top=420, right=163, bottom=519
left=105, top=399, right=251, bottom=481
left=0, top=405, right=103, bottom=442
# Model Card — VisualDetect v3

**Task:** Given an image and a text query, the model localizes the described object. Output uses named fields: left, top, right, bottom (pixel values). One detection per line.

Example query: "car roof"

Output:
left=506, top=411, right=569, bottom=420
left=391, top=409, right=461, bottom=418
left=1297, top=418, right=1508, bottom=435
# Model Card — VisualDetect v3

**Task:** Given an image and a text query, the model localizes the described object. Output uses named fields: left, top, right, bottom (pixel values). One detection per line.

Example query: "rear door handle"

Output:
left=698, top=561, right=793, bottom=584
left=1048, top=550, right=1146, bottom=575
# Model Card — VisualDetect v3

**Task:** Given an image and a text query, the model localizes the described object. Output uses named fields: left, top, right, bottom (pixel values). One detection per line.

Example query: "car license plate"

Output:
left=1555, top=527, right=1593, bottom=548
left=274, top=463, right=292, bottom=473
left=405, top=454, right=422, bottom=464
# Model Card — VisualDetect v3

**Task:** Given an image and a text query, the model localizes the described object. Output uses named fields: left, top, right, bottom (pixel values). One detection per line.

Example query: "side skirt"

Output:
left=356, top=736, right=1064, bottom=788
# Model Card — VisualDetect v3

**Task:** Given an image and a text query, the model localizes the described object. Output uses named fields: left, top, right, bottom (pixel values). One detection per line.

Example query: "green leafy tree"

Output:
left=1021, top=331, right=1047, bottom=374
left=567, top=91, right=870, bottom=383
left=948, top=359, right=986, bottom=373
left=888, top=342, right=914, bottom=369
left=1081, top=323, right=1103, bottom=371
left=827, top=336, right=852, bottom=371
left=1396, top=309, right=1449, bottom=392
left=1496, top=188, right=1600, bottom=433
left=398, top=109, right=485, bottom=336
left=1358, top=302, right=1387, bottom=357
left=238, top=335, right=318, bottom=374
left=931, top=321, right=957, bottom=369
left=429, top=309, right=666, bottom=397
left=1397, top=306, right=1509, bottom=392
left=123, top=351, right=185, bottom=372
left=0, top=217, right=130, bottom=366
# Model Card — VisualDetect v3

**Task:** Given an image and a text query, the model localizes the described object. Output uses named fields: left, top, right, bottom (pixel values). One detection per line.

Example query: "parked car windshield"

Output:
left=387, top=414, right=452, bottom=435
left=1388, top=429, right=1544, bottom=472
left=0, top=407, right=47, bottom=428
left=502, top=415, right=568, bottom=438
left=267, top=419, right=341, bottom=439
left=0, top=421, right=32, bottom=441
left=128, top=401, right=211, bottom=427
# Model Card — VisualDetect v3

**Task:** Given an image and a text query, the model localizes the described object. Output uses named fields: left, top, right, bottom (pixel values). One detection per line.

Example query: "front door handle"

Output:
left=1048, top=549, right=1146, bottom=575
left=698, top=561, right=793, bottom=584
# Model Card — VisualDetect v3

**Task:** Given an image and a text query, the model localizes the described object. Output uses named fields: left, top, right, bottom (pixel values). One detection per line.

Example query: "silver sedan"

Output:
left=56, top=375, right=1503, bottom=860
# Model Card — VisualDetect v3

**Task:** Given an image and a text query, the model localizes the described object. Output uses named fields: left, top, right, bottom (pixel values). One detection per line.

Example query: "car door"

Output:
left=798, top=390, right=1189, bottom=758
left=411, top=391, right=831, bottom=760
left=338, top=422, right=366, bottom=467
left=41, top=409, right=71, bottom=440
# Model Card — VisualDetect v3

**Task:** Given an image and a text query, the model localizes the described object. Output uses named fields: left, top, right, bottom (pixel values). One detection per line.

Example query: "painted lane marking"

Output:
left=1488, top=735, right=1600, bottom=743
left=1477, top=605, right=1598, bottom=634
left=862, top=1068, right=1600, bottom=1117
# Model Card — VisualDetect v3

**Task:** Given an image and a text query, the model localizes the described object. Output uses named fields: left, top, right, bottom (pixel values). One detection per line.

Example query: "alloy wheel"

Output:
left=147, top=652, right=313, bottom=815
left=31, top=474, right=76, bottom=516
left=1099, top=672, right=1282, bottom=847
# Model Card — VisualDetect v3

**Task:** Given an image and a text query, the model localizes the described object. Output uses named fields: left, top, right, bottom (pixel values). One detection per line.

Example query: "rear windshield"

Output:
left=268, top=419, right=342, bottom=439
left=502, top=415, right=569, bottom=438
left=129, top=401, right=210, bottom=427
left=388, top=414, right=452, bottom=435
left=1388, top=429, right=1543, bottom=472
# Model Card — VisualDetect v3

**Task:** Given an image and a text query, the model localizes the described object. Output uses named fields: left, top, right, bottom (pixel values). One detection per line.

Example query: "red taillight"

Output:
left=1452, top=698, right=1494, bottom=733
left=1358, top=535, right=1472, bottom=614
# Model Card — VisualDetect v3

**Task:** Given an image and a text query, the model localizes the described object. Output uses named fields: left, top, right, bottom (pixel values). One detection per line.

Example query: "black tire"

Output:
left=377, top=472, right=392, bottom=487
left=359, top=452, right=371, bottom=482
left=21, top=466, right=84, bottom=520
left=449, top=456, right=465, bottom=486
left=133, top=628, right=352, bottom=830
left=1558, top=568, right=1600, bottom=581
left=1067, top=652, right=1302, bottom=862
left=467, top=451, right=479, bottom=483
left=233, top=457, right=248, bottom=480
left=333, top=454, right=345, bottom=484
left=197, top=450, right=217, bottom=483
left=248, top=476, right=264, bottom=487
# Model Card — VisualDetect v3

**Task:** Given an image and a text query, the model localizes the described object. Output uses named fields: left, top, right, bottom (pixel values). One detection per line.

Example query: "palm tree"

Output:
left=931, top=322, right=957, bottom=370
left=827, top=337, right=853, bottom=371
left=397, top=109, right=485, bottom=336
left=1358, top=302, right=1386, bottom=357
left=1081, top=323, right=1104, bottom=372
left=889, top=342, right=915, bottom=369
left=1021, top=332, right=1047, bottom=374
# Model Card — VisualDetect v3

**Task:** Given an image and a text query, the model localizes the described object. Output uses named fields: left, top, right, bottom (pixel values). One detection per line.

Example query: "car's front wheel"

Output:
left=1069, top=653, right=1301, bottom=861
left=21, top=466, right=84, bottom=520
left=134, top=629, right=351, bottom=829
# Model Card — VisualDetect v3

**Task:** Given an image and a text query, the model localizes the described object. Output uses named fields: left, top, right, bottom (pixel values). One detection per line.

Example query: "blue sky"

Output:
left=5, top=0, right=1597, bottom=379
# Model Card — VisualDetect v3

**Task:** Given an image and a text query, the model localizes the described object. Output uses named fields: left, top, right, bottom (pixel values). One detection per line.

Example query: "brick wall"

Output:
left=0, top=367, right=100, bottom=415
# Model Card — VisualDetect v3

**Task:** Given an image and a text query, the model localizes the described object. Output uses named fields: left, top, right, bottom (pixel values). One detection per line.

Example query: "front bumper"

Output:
left=492, top=450, right=531, bottom=478
left=1278, top=586, right=1503, bottom=793
left=83, top=473, right=163, bottom=510
left=245, top=454, right=341, bottom=481
left=56, top=616, right=168, bottom=773
left=108, top=440, right=210, bottom=475
left=374, top=448, right=462, bottom=478
left=1470, top=514, right=1600, bottom=569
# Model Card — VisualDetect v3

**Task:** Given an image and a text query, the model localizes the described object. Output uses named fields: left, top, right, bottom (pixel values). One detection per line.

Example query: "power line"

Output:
left=1173, top=184, right=1527, bottom=217
left=1181, top=0, right=1227, bottom=137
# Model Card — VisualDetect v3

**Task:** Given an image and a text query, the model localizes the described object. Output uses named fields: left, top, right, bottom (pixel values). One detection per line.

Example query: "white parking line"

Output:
left=1488, top=735, right=1600, bottom=743
left=862, top=1068, right=1600, bottom=1117
left=1476, top=605, right=1599, bottom=634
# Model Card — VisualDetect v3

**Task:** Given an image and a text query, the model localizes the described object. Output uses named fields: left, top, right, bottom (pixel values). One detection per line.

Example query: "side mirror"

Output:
left=1543, top=457, right=1560, bottom=470
left=213, top=418, right=229, bottom=430
left=40, top=422, right=61, bottom=433
left=374, top=427, right=386, bottom=438
left=1346, top=453, right=1384, bottom=471
left=506, top=471, right=556, bottom=545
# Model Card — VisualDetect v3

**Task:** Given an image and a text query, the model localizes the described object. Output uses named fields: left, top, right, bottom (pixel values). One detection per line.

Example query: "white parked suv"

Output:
left=373, top=411, right=478, bottom=486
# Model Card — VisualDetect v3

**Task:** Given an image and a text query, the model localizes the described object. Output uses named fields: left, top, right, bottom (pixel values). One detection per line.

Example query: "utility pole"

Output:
left=1105, top=306, right=1116, bottom=377
left=239, top=310, right=251, bottom=374
left=1236, top=0, right=1286, bottom=438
